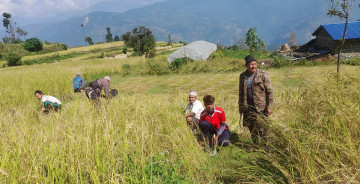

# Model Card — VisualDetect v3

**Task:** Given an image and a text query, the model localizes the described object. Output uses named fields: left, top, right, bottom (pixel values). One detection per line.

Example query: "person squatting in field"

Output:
left=72, top=72, right=88, bottom=93
left=199, top=95, right=230, bottom=148
left=239, top=55, right=274, bottom=146
left=185, top=90, right=204, bottom=132
left=85, top=76, right=111, bottom=104
left=34, top=90, right=62, bottom=113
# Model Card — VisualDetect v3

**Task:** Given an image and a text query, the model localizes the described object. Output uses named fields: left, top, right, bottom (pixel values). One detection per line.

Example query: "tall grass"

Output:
left=1, top=41, right=360, bottom=183
left=270, top=74, right=360, bottom=183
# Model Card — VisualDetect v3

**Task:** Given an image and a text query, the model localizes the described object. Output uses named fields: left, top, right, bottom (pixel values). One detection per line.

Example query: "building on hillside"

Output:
left=311, top=22, right=360, bottom=53
left=291, top=22, right=360, bottom=60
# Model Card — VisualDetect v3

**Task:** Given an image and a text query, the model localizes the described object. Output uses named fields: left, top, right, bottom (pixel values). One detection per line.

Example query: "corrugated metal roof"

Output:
left=312, top=22, right=360, bottom=40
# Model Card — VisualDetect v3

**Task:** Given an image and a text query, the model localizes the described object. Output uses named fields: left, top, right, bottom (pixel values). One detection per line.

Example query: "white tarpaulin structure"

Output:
left=167, top=40, right=217, bottom=63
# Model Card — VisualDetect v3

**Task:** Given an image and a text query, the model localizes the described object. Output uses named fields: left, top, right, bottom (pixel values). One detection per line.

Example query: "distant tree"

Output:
left=105, top=27, right=113, bottom=43
left=122, top=26, right=156, bottom=57
left=114, top=35, right=120, bottom=41
left=327, top=0, right=355, bottom=73
left=245, top=28, right=265, bottom=55
left=2, top=12, right=27, bottom=43
left=7, top=53, right=22, bottom=66
left=85, top=36, right=94, bottom=45
left=24, top=38, right=43, bottom=52
left=289, top=32, right=297, bottom=47
left=167, top=34, right=173, bottom=47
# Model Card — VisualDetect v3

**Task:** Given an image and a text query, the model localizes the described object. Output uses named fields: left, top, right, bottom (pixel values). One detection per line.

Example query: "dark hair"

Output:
left=203, top=95, right=215, bottom=105
left=34, top=90, right=43, bottom=95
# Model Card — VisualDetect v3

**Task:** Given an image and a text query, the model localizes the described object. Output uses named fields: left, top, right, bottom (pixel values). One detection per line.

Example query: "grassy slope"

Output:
left=0, top=43, right=359, bottom=183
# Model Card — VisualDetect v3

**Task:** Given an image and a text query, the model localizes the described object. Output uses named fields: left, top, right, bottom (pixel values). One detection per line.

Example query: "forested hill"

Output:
left=22, top=0, right=360, bottom=48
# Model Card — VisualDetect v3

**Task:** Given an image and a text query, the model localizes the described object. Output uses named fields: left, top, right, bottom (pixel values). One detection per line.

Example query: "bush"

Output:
left=7, top=53, right=22, bottom=66
left=122, top=47, right=128, bottom=54
left=24, top=38, right=43, bottom=52
left=122, top=64, right=131, bottom=75
left=169, top=58, right=191, bottom=71
left=61, top=43, right=68, bottom=50
left=145, top=49, right=156, bottom=58
left=269, top=52, right=290, bottom=68
left=146, top=61, right=170, bottom=75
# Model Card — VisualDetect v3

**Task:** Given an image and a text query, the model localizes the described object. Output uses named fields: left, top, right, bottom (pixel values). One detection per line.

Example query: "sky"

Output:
left=0, top=0, right=165, bottom=25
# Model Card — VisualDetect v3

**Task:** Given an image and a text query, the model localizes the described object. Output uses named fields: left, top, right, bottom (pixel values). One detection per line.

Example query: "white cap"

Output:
left=104, top=76, right=110, bottom=82
left=189, top=90, right=197, bottom=96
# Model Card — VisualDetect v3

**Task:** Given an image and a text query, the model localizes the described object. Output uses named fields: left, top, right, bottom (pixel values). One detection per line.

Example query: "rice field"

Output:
left=0, top=44, right=359, bottom=183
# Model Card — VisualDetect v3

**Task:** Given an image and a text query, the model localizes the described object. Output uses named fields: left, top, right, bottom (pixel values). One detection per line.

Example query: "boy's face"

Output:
left=35, top=93, right=43, bottom=100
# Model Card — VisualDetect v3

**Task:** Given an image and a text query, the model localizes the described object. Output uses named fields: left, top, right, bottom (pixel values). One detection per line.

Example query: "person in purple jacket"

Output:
left=85, top=76, right=111, bottom=104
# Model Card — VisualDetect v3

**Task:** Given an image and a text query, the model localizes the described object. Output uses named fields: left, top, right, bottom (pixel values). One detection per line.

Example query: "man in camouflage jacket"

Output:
left=239, top=55, right=274, bottom=145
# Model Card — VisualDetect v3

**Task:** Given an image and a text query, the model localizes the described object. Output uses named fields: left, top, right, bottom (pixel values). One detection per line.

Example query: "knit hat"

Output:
left=104, top=76, right=111, bottom=82
left=76, top=72, right=81, bottom=76
left=244, top=55, right=257, bottom=65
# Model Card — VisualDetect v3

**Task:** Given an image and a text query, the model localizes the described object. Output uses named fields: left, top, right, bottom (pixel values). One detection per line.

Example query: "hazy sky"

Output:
left=0, top=0, right=165, bottom=24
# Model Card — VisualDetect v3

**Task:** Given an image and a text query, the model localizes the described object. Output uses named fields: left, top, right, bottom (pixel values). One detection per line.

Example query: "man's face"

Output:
left=205, top=103, right=214, bottom=114
left=35, top=93, right=43, bottom=100
left=189, top=95, right=196, bottom=104
left=246, top=61, right=258, bottom=74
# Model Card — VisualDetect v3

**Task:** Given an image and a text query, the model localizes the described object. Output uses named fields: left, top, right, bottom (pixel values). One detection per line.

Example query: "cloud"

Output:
left=0, top=0, right=106, bottom=18
left=0, top=0, right=165, bottom=24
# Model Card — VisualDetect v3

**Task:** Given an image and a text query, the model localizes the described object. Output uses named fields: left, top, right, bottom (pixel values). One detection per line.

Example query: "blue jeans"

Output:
left=200, top=121, right=230, bottom=147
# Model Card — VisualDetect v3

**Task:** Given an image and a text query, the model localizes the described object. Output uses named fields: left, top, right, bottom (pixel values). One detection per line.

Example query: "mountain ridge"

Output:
left=20, top=0, right=360, bottom=49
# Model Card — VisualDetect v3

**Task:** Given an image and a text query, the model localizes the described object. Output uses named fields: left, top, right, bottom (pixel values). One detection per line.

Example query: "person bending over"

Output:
left=34, top=90, right=62, bottom=113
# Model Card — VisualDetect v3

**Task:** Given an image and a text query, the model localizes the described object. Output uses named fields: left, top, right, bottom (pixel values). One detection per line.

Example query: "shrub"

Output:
left=24, top=38, right=43, bottom=52
left=269, top=52, right=290, bottom=68
left=169, top=58, right=190, bottom=71
left=122, top=47, right=128, bottom=54
left=7, top=53, right=22, bottom=66
left=122, top=64, right=131, bottom=75
left=61, top=43, right=68, bottom=50
left=146, top=61, right=170, bottom=75
left=145, top=49, right=156, bottom=58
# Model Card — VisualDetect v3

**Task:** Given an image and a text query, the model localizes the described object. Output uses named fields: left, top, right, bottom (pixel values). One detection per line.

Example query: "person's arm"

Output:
left=214, top=121, right=226, bottom=144
left=239, top=74, right=245, bottom=114
left=264, top=72, right=274, bottom=115
left=185, top=112, right=195, bottom=118
left=41, top=103, right=46, bottom=112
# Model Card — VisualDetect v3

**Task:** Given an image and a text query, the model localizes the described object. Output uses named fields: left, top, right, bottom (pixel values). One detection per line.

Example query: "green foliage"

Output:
left=146, top=60, right=170, bottom=75
left=122, top=47, right=128, bottom=54
left=169, top=58, right=191, bottom=71
left=2, top=12, right=27, bottom=43
left=121, top=64, right=131, bottom=75
left=85, top=36, right=94, bottom=45
left=341, top=58, right=360, bottom=65
left=122, top=26, right=156, bottom=57
left=228, top=45, right=239, bottom=50
left=144, top=151, right=189, bottom=183
left=105, top=27, right=113, bottom=43
left=269, top=52, right=290, bottom=68
left=7, top=53, right=22, bottom=66
left=114, top=35, right=120, bottom=41
left=24, top=38, right=43, bottom=52
left=145, top=49, right=156, bottom=58
left=245, top=28, right=265, bottom=55
left=23, top=52, right=86, bottom=65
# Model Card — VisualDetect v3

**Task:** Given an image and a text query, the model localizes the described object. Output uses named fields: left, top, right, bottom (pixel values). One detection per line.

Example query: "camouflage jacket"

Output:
left=239, top=69, right=274, bottom=113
